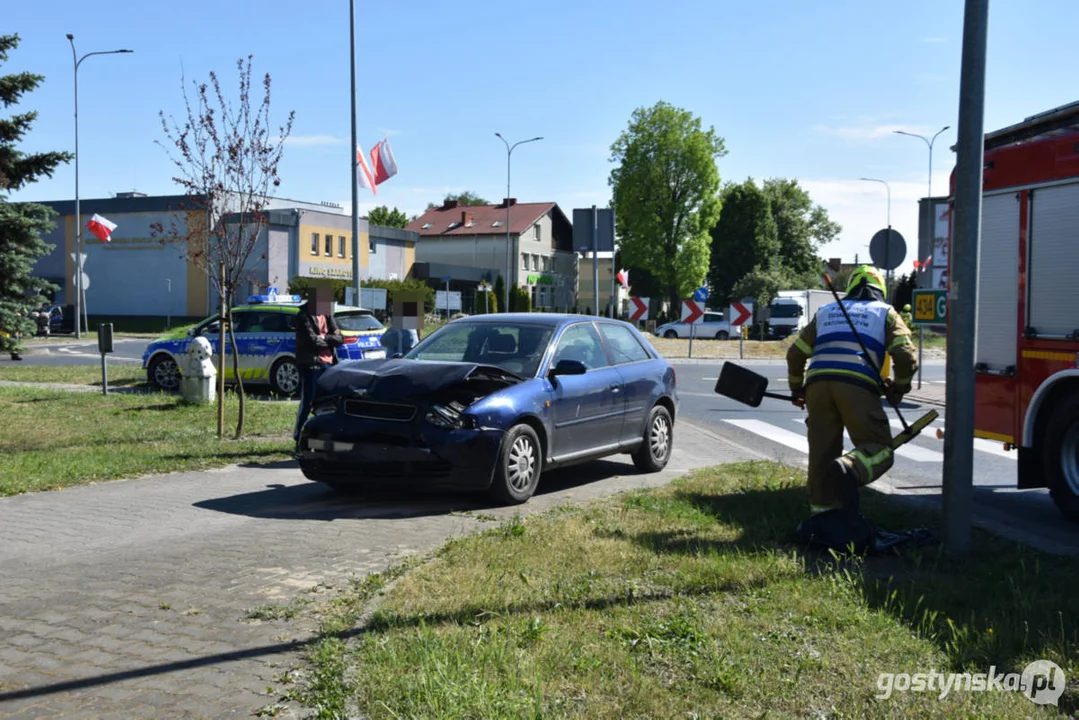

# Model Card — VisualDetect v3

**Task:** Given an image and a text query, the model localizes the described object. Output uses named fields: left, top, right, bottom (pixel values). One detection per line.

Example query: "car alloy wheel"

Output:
left=271, top=358, right=301, bottom=396
left=149, top=355, right=181, bottom=391
left=491, top=424, right=543, bottom=505
left=632, top=405, right=673, bottom=472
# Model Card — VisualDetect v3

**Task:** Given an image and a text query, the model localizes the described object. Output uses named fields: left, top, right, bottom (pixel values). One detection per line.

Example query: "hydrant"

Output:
left=181, top=336, right=217, bottom=404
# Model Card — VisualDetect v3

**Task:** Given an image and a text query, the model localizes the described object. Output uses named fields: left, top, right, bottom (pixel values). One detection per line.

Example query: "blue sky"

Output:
left=7, top=1, right=1079, bottom=273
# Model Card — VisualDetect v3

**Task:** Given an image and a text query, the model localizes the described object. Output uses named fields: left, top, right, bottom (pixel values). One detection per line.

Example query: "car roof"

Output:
left=450, top=313, right=638, bottom=330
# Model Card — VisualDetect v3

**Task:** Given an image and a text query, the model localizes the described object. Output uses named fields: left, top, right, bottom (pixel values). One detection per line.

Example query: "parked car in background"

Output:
left=141, top=295, right=387, bottom=395
left=654, top=311, right=731, bottom=339
left=296, top=313, right=678, bottom=504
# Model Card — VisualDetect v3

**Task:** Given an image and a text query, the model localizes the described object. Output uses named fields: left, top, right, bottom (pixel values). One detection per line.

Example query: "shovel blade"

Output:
left=892, top=409, right=940, bottom=449
left=714, top=362, right=770, bottom=407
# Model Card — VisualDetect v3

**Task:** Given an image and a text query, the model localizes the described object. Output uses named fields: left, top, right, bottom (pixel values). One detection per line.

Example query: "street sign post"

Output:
left=682, top=300, right=704, bottom=357
left=729, top=301, right=754, bottom=359
left=693, top=286, right=709, bottom=303
left=911, top=289, right=947, bottom=325
left=629, top=297, right=649, bottom=323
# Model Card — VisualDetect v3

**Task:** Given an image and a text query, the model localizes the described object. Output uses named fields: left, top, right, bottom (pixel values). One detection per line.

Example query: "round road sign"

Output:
left=869, top=228, right=907, bottom=270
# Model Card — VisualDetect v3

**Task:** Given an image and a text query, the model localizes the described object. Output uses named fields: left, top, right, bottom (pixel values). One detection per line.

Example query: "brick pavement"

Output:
left=0, top=421, right=754, bottom=719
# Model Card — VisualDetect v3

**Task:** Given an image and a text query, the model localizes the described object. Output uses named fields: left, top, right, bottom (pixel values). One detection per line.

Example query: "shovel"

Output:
left=714, top=361, right=939, bottom=450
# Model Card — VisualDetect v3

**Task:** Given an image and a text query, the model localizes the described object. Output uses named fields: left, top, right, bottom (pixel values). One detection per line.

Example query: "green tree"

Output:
left=366, top=205, right=409, bottom=229
left=493, top=275, right=506, bottom=313
left=0, top=34, right=72, bottom=359
left=474, top=282, right=497, bottom=314
left=609, top=101, right=725, bottom=309
left=427, top=191, right=490, bottom=210
left=707, top=180, right=779, bottom=305
left=508, top=285, right=531, bottom=313
left=761, top=178, right=841, bottom=279
left=729, top=264, right=801, bottom=312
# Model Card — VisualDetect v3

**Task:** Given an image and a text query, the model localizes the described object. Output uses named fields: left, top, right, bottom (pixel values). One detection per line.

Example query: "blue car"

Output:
left=296, top=313, right=678, bottom=504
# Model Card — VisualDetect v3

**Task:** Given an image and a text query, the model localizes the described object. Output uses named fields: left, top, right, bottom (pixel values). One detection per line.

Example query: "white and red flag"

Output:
left=616, top=268, right=629, bottom=288
left=86, top=214, right=117, bottom=242
left=369, top=137, right=398, bottom=186
left=356, top=144, right=376, bottom=195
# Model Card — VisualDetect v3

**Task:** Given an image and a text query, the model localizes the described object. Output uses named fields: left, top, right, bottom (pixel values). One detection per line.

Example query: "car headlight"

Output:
left=313, top=402, right=337, bottom=416
left=425, top=401, right=476, bottom=429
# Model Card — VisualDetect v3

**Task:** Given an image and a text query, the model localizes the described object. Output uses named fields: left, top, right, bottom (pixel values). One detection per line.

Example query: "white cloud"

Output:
left=812, top=123, right=943, bottom=142
left=285, top=134, right=345, bottom=147
left=800, top=174, right=951, bottom=272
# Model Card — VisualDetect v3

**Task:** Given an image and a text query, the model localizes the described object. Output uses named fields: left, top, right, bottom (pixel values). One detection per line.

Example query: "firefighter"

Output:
left=900, top=303, right=913, bottom=328
left=786, top=265, right=918, bottom=514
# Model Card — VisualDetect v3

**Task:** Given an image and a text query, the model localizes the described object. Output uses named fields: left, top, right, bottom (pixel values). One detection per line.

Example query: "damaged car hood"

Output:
left=315, top=359, right=523, bottom=401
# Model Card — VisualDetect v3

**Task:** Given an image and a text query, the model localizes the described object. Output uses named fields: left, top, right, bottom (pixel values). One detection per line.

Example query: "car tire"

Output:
left=663, top=329, right=678, bottom=339
left=632, top=404, right=673, bottom=473
left=148, top=354, right=181, bottom=392
left=1043, top=392, right=1079, bottom=523
left=270, top=357, right=301, bottom=397
left=490, top=424, right=543, bottom=505
left=715, top=331, right=730, bottom=340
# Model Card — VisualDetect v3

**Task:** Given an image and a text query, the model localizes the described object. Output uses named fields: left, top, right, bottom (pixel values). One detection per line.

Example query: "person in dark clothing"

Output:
left=293, top=285, right=343, bottom=443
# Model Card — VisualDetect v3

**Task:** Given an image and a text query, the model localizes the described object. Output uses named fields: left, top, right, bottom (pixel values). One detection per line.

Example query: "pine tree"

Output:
left=0, top=34, right=72, bottom=358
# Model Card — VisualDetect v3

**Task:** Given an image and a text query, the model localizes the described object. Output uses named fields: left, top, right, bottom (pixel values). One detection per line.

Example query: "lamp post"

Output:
left=495, top=133, right=542, bottom=311
left=67, top=34, right=132, bottom=339
left=895, top=125, right=950, bottom=389
left=859, top=176, right=893, bottom=295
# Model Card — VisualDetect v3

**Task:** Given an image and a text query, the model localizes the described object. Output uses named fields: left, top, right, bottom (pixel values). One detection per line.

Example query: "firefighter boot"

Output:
left=828, top=458, right=860, bottom=513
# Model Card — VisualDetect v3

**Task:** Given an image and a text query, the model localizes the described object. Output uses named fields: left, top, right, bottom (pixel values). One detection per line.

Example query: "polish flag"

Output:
left=616, top=269, right=629, bottom=288
left=356, top=144, right=376, bottom=195
left=86, top=214, right=117, bottom=242
left=369, top=137, right=398, bottom=186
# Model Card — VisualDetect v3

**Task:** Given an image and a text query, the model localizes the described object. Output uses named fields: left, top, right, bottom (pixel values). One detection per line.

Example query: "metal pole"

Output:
left=943, top=0, right=988, bottom=556
left=349, top=0, right=362, bottom=310
left=609, top=249, right=616, bottom=318
left=495, top=134, right=543, bottom=312
left=66, top=37, right=132, bottom=338
left=859, top=177, right=892, bottom=294
left=591, top=206, right=599, bottom=316
left=166, top=278, right=171, bottom=331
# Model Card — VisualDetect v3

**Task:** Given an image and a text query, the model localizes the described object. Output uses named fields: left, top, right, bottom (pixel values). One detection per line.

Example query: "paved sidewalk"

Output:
left=0, top=421, right=755, bottom=719
left=907, top=382, right=946, bottom=407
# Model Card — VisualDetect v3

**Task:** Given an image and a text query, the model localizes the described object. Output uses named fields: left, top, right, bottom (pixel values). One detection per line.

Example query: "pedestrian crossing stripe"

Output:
left=719, top=418, right=1014, bottom=464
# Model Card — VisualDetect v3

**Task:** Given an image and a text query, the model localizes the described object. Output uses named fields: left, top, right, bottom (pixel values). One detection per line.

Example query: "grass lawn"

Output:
left=646, top=336, right=796, bottom=359
left=0, top=385, right=296, bottom=496
left=0, top=363, right=147, bottom=386
left=285, top=462, right=1076, bottom=719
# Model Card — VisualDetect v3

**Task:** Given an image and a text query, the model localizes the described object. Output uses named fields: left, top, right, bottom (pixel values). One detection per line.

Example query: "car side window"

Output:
left=230, top=311, right=256, bottom=333
left=256, top=312, right=290, bottom=333
left=552, top=323, right=609, bottom=371
left=598, top=324, right=651, bottom=365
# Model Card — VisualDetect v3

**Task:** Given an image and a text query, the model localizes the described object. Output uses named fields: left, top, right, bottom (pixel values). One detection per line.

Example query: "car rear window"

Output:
left=335, top=312, right=384, bottom=332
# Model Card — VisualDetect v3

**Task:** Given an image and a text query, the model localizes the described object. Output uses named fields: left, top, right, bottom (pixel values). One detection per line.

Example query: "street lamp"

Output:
left=495, top=133, right=542, bottom=311
left=895, top=125, right=950, bottom=389
left=859, top=176, right=894, bottom=295
left=67, top=34, right=133, bottom=339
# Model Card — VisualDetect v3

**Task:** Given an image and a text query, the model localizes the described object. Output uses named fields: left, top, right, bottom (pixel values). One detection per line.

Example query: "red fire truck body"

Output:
left=954, top=102, right=1079, bottom=521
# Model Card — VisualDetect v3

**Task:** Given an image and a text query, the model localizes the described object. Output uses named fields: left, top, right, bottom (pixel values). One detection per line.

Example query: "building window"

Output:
left=532, top=254, right=539, bottom=271
left=369, top=235, right=376, bottom=254
left=311, top=233, right=319, bottom=255
left=541, top=255, right=550, bottom=272
left=324, top=234, right=332, bottom=257
left=338, top=236, right=346, bottom=258
left=533, top=225, right=541, bottom=242
left=522, top=253, right=529, bottom=271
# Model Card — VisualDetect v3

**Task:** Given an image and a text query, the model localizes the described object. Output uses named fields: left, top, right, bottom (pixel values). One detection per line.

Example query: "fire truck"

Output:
left=954, top=101, right=1079, bottom=522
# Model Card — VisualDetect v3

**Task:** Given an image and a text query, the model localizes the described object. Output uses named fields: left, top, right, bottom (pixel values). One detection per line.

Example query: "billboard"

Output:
left=917, top=197, right=950, bottom=290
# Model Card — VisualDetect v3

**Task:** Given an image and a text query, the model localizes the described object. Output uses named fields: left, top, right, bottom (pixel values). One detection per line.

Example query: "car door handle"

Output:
left=609, top=384, right=621, bottom=392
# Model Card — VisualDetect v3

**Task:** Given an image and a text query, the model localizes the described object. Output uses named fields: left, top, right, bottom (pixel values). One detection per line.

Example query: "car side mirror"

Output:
left=186, top=327, right=194, bottom=337
left=549, top=359, right=587, bottom=378
left=391, top=352, right=404, bottom=359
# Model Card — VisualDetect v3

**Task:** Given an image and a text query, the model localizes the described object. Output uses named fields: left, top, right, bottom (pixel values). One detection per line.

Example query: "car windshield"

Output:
left=335, top=312, right=383, bottom=332
left=770, top=303, right=803, bottom=318
left=405, top=321, right=554, bottom=377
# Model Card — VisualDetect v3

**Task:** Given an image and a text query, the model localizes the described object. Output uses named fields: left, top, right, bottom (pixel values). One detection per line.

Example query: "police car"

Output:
left=141, top=294, right=387, bottom=395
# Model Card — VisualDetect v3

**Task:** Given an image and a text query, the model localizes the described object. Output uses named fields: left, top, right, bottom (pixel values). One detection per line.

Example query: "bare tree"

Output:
left=155, top=56, right=294, bottom=438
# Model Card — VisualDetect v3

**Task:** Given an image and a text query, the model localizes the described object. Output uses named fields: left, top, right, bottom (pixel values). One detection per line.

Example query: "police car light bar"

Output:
left=247, top=294, right=304, bottom=304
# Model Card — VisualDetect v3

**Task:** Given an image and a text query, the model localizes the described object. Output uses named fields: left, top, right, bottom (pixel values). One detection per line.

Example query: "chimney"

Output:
left=501, top=198, right=517, bottom=208
left=828, top=258, right=841, bottom=272
left=442, top=199, right=460, bottom=210
left=461, top=211, right=473, bottom=225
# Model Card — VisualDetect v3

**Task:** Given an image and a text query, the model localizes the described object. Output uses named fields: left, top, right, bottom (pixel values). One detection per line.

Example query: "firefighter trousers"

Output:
left=804, top=379, right=894, bottom=510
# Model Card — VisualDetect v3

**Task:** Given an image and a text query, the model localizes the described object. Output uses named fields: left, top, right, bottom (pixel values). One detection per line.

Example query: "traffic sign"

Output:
left=681, top=300, right=704, bottom=324
left=693, top=286, right=709, bottom=302
left=72, top=272, right=89, bottom=291
left=869, top=228, right=907, bottom=270
left=629, top=297, right=649, bottom=322
left=911, top=289, right=947, bottom=325
left=729, top=301, right=753, bottom=326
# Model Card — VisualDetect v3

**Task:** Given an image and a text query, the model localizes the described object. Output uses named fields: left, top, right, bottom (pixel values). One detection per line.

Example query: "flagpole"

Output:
left=349, top=0, right=361, bottom=310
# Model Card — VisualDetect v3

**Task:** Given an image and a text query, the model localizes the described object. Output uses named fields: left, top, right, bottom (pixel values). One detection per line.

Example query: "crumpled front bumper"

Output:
left=296, top=413, right=503, bottom=490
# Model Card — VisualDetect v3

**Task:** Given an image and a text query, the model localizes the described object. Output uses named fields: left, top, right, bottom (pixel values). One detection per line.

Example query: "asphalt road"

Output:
left=671, top=359, right=1079, bottom=554
left=14, top=337, right=148, bottom=367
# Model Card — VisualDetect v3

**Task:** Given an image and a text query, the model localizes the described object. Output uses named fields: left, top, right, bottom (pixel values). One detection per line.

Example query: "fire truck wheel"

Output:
left=1044, top=395, right=1079, bottom=523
